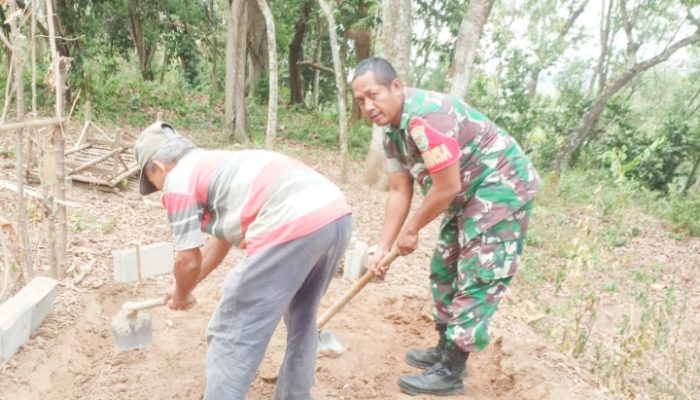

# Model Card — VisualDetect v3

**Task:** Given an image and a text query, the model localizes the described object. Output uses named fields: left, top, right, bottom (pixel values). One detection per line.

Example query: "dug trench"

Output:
left=0, top=142, right=606, bottom=400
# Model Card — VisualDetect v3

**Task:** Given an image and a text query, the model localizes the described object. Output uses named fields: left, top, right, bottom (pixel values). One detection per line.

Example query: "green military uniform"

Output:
left=384, top=87, right=541, bottom=352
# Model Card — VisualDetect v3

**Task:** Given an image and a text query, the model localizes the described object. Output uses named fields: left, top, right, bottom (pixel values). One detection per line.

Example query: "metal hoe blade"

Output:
left=317, top=330, right=344, bottom=355
left=111, top=309, right=154, bottom=350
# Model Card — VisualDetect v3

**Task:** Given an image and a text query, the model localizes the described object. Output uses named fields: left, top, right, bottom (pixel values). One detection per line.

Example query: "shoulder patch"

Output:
left=410, top=125, right=430, bottom=152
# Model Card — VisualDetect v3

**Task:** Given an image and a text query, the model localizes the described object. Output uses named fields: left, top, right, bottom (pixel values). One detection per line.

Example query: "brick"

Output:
left=15, top=276, right=59, bottom=333
left=343, top=238, right=368, bottom=281
left=113, top=242, right=174, bottom=282
left=0, top=295, right=33, bottom=362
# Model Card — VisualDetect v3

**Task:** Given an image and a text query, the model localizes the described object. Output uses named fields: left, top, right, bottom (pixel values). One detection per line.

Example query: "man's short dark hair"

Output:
left=352, top=57, right=398, bottom=87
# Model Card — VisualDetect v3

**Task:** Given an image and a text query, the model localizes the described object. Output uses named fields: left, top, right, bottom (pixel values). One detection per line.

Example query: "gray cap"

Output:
left=134, top=121, right=181, bottom=195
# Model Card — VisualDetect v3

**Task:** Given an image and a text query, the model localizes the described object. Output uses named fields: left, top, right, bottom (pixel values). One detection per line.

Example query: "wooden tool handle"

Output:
left=123, top=294, right=196, bottom=312
left=317, top=248, right=400, bottom=329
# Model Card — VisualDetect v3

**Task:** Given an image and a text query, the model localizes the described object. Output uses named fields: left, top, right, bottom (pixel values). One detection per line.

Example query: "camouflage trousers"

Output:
left=430, top=201, right=532, bottom=353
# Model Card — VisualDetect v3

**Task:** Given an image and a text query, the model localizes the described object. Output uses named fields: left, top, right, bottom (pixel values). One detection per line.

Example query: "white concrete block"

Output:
left=113, top=242, right=174, bottom=282
left=15, top=276, right=59, bottom=333
left=0, top=295, right=34, bottom=362
left=343, top=239, right=369, bottom=281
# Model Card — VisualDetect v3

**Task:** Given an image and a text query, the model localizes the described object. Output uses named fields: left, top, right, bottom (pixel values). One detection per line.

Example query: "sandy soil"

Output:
left=0, top=134, right=612, bottom=400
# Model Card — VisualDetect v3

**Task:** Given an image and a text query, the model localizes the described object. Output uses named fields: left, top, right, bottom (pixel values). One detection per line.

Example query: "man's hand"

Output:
left=368, top=248, right=390, bottom=278
left=164, top=285, right=194, bottom=310
left=396, top=227, right=419, bottom=256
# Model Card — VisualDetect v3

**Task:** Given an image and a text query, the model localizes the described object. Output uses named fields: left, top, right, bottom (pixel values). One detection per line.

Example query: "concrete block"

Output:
left=113, top=242, right=174, bottom=282
left=0, top=295, right=34, bottom=362
left=343, top=238, right=369, bottom=281
left=15, top=276, right=59, bottom=333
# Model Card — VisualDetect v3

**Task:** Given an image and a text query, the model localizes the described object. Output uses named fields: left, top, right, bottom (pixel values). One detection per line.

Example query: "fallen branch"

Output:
left=0, top=118, right=65, bottom=132
left=0, top=179, right=81, bottom=208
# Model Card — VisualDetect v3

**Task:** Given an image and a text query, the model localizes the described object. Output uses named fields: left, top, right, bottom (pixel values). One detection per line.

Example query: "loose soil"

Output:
left=0, top=128, right=639, bottom=400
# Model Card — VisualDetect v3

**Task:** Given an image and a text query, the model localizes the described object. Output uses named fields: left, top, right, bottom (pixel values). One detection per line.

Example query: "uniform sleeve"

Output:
left=382, top=129, right=408, bottom=173
left=407, top=116, right=460, bottom=174
left=162, top=192, right=206, bottom=251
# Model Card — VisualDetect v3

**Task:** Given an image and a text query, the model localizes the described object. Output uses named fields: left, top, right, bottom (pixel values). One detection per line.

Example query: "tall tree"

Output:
left=447, top=0, right=496, bottom=99
left=554, top=5, right=700, bottom=171
left=255, top=0, right=279, bottom=149
left=128, top=0, right=158, bottom=81
left=346, top=1, right=374, bottom=121
left=318, top=0, right=349, bottom=181
left=525, top=0, right=589, bottom=98
left=363, top=0, right=412, bottom=189
left=588, top=0, right=615, bottom=96
left=289, top=1, right=313, bottom=105
left=224, top=0, right=250, bottom=144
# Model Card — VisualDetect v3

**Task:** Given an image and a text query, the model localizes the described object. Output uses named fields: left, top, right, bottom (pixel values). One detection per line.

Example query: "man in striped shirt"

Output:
left=135, top=121, right=352, bottom=400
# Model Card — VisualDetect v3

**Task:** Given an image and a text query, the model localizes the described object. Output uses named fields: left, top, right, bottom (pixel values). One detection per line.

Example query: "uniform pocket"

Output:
left=476, top=237, right=521, bottom=282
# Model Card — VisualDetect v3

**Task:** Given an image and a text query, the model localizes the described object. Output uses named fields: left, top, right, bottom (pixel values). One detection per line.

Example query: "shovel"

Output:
left=317, top=248, right=400, bottom=354
left=111, top=294, right=195, bottom=350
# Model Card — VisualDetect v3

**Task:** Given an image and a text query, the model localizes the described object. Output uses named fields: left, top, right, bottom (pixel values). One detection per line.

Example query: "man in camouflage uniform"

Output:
left=351, top=57, right=540, bottom=396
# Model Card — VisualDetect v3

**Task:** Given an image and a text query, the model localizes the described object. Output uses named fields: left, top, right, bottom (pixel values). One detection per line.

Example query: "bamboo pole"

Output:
left=68, top=146, right=126, bottom=175
left=0, top=118, right=66, bottom=132
left=45, top=0, right=67, bottom=277
left=10, top=0, right=33, bottom=280
left=29, top=0, right=38, bottom=166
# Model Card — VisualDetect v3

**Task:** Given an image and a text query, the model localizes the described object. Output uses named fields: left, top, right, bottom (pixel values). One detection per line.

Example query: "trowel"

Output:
left=111, top=295, right=195, bottom=350
left=317, top=248, right=400, bottom=355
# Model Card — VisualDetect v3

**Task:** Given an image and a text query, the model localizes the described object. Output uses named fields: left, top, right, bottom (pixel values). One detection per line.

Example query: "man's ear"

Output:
left=152, top=159, right=167, bottom=172
left=391, top=78, right=403, bottom=96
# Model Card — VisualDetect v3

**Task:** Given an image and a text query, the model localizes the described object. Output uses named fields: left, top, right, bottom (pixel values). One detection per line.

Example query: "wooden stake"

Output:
left=10, top=0, right=33, bottom=280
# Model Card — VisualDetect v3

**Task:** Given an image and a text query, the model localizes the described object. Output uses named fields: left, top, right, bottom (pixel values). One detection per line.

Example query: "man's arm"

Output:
left=197, top=237, right=233, bottom=283
left=169, top=247, right=202, bottom=309
left=396, top=161, right=461, bottom=254
left=369, top=170, right=413, bottom=277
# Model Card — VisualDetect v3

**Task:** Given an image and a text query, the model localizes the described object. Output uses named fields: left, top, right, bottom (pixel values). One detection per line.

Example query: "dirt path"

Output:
left=0, top=142, right=607, bottom=399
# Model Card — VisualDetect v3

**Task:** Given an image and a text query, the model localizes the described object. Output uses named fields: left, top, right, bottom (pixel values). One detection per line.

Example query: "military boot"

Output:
left=398, top=341, right=469, bottom=396
left=405, top=323, right=447, bottom=369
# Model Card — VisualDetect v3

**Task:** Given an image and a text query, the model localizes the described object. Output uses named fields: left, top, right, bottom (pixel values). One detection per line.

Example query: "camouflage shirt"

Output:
left=383, top=87, right=541, bottom=240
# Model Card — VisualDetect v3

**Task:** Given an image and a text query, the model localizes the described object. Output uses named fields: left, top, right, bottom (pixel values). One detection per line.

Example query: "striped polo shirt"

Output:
left=161, top=149, right=351, bottom=256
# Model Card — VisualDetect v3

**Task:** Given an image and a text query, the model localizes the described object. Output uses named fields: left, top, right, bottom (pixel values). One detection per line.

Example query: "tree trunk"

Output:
left=246, top=1, right=267, bottom=94
left=10, top=0, right=33, bottom=280
left=128, top=0, right=155, bottom=81
left=684, top=152, right=700, bottom=194
left=224, top=0, right=250, bottom=144
left=255, top=0, right=278, bottom=150
left=380, top=0, right=412, bottom=78
left=363, top=0, right=412, bottom=190
left=553, top=30, right=700, bottom=172
left=318, top=0, right=349, bottom=182
left=589, top=0, right=614, bottom=96
left=527, top=0, right=589, bottom=98
left=289, top=1, right=312, bottom=105
left=447, top=0, right=495, bottom=100
left=349, top=25, right=372, bottom=122
left=233, top=0, right=249, bottom=143
left=45, top=0, right=67, bottom=278
left=312, top=20, right=324, bottom=109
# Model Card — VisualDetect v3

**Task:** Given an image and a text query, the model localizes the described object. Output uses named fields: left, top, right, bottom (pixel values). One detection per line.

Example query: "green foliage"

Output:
left=598, top=108, right=694, bottom=193
left=664, top=188, right=700, bottom=236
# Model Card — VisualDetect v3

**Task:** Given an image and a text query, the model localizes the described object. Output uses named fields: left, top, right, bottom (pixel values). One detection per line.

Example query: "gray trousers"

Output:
left=204, top=214, right=352, bottom=400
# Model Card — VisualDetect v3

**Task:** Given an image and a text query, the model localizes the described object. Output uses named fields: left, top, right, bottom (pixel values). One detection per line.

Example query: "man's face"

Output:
left=352, top=72, right=403, bottom=127
left=144, top=160, right=169, bottom=192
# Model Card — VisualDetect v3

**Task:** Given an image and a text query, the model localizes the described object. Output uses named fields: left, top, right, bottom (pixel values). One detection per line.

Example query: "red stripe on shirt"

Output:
left=162, top=192, right=197, bottom=213
left=244, top=197, right=351, bottom=256
left=191, top=151, right=231, bottom=204
left=239, top=158, right=308, bottom=241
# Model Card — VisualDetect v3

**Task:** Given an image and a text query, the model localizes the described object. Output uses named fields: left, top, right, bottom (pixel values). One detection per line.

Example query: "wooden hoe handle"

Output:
left=317, top=248, right=400, bottom=329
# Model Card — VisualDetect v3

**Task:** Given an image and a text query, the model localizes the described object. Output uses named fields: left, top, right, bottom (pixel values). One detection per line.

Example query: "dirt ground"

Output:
left=0, top=129, right=617, bottom=399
